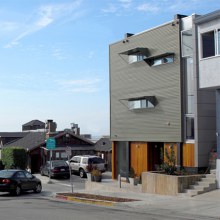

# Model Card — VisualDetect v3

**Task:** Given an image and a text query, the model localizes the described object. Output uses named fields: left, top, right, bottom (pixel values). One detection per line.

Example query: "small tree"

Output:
left=2, top=147, right=27, bottom=169
left=159, top=146, right=177, bottom=175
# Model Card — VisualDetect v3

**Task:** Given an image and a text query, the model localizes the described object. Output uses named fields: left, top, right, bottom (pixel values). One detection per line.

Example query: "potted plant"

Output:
left=91, top=166, right=102, bottom=182
left=129, top=167, right=136, bottom=185
left=86, top=164, right=94, bottom=181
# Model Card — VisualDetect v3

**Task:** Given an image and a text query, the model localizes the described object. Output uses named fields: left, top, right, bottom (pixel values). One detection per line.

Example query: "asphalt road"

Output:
left=0, top=174, right=219, bottom=220
left=36, top=173, right=86, bottom=196
left=0, top=192, right=218, bottom=220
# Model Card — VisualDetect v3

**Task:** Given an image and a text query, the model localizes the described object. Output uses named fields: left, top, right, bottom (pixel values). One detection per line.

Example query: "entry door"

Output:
left=130, top=142, right=148, bottom=177
left=148, top=142, right=164, bottom=171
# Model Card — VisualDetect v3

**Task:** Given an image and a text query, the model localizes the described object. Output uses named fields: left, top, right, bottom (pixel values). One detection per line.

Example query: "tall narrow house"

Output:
left=109, top=13, right=216, bottom=179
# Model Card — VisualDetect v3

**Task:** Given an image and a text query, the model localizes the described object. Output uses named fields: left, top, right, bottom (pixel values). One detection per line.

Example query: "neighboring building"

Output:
left=22, top=120, right=45, bottom=131
left=1, top=120, right=95, bottom=173
left=95, top=137, right=112, bottom=171
left=193, top=10, right=220, bottom=187
left=110, top=13, right=216, bottom=179
left=4, top=130, right=95, bottom=173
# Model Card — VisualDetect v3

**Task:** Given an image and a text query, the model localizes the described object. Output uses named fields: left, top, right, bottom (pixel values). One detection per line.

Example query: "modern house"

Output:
left=193, top=10, right=220, bottom=187
left=110, top=13, right=216, bottom=179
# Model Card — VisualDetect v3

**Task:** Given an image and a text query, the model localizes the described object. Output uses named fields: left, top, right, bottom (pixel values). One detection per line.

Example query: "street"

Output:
left=0, top=192, right=218, bottom=220
left=0, top=174, right=219, bottom=220
left=35, top=173, right=86, bottom=196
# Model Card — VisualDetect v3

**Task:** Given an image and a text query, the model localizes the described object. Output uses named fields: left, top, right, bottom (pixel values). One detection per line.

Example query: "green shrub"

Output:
left=2, top=147, right=27, bottom=169
left=158, top=146, right=177, bottom=175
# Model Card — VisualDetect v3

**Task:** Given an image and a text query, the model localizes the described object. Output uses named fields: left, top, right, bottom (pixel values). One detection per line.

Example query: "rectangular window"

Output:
left=56, top=152, right=60, bottom=159
left=218, top=29, right=220, bottom=55
left=151, top=55, right=174, bottom=66
left=182, top=29, right=193, bottom=57
left=186, top=116, right=194, bottom=140
left=185, top=58, right=194, bottom=114
left=202, top=31, right=215, bottom=58
left=61, top=152, right=67, bottom=159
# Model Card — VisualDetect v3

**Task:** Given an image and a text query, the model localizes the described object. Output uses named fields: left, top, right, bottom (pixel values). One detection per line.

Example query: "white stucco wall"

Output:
left=198, top=18, right=220, bottom=89
left=200, top=57, right=220, bottom=88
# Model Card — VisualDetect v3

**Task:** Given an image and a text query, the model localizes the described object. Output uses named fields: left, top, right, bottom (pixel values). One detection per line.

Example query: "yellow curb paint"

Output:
left=66, top=196, right=115, bottom=206
left=61, top=196, right=115, bottom=206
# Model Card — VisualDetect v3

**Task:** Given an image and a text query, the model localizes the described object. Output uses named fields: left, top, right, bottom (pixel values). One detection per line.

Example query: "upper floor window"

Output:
left=151, top=55, right=174, bottom=66
left=186, top=115, right=194, bottom=140
left=181, top=29, right=193, bottom=57
left=128, top=52, right=146, bottom=64
left=128, top=97, right=156, bottom=110
left=201, top=29, right=220, bottom=58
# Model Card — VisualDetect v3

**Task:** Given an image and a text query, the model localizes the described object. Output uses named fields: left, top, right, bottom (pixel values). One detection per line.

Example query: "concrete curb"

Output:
left=55, top=194, right=116, bottom=207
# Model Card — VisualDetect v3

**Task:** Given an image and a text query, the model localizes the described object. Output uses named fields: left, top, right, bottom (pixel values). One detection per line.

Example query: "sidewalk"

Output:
left=75, top=172, right=220, bottom=219
left=37, top=172, right=220, bottom=219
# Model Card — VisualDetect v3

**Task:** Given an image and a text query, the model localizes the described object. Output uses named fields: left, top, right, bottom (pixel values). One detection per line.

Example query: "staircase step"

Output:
left=181, top=172, right=217, bottom=197
left=210, top=169, right=216, bottom=175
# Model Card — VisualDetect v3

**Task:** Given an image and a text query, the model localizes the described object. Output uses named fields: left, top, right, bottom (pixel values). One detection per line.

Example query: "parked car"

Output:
left=69, top=155, right=106, bottom=178
left=0, top=169, right=42, bottom=196
left=40, top=160, right=70, bottom=179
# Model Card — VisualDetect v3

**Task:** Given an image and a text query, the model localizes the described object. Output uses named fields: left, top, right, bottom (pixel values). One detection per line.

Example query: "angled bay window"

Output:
left=119, top=47, right=149, bottom=64
left=128, top=52, right=146, bottom=64
left=144, top=53, right=174, bottom=66
left=128, top=96, right=156, bottom=110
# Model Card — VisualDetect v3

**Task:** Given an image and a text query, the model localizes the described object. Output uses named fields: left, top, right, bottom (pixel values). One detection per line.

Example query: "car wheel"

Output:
left=79, top=168, right=85, bottom=178
left=14, top=185, right=21, bottom=196
left=34, top=183, right=42, bottom=193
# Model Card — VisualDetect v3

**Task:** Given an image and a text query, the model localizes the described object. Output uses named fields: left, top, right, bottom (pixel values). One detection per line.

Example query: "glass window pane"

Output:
left=202, top=31, right=215, bottom=58
left=147, top=101, right=154, bottom=108
left=218, top=29, right=220, bottom=55
left=186, top=96, right=194, bottom=114
left=116, top=142, right=128, bottom=177
left=152, top=58, right=162, bottom=66
left=182, top=29, right=193, bottom=57
left=186, top=117, right=194, bottom=140
left=141, top=99, right=146, bottom=108
left=163, top=56, right=174, bottom=63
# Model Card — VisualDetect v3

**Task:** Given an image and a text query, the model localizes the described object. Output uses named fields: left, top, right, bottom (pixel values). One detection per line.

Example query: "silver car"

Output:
left=69, top=155, right=106, bottom=178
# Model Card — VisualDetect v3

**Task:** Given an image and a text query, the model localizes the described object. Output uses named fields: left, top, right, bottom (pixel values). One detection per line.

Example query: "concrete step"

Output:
left=181, top=172, right=217, bottom=197
left=210, top=169, right=216, bottom=175
left=195, top=181, right=216, bottom=188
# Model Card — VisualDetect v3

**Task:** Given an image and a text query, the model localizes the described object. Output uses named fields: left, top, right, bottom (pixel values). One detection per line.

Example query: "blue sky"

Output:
left=0, top=0, right=219, bottom=136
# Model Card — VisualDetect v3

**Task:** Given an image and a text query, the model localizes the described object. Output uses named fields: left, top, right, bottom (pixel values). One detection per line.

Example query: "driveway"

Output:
left=33, top=173, right=86, bottom=196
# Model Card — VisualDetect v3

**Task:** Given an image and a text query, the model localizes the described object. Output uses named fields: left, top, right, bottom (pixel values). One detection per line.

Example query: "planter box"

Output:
left=142, top=171, right=204, bottom=196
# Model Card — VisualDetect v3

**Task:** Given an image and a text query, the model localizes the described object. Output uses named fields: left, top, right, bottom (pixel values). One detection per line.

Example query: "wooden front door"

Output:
left=130, top=142, right=148, bottom=177
left=148, top=142, right=164, bottom=171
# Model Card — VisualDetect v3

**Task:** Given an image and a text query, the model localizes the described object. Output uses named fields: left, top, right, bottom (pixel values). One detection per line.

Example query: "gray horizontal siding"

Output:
left=110, top=21, right=182, bottom=142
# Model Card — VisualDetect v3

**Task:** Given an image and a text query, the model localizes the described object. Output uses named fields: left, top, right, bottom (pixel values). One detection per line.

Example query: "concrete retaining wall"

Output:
left=142, top=172, right=204, bottom=196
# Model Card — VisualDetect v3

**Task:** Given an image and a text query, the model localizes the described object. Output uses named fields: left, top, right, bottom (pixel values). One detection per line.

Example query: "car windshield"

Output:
left=52, top=161, right=67, bottom=167
left=88, top=157, right=104, bottom=164
left=0, top=170, right=15, bottom=178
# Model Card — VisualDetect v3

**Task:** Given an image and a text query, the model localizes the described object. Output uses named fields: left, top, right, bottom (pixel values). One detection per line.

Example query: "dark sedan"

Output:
left=0, top=169, right=42, bottom=196
left=40, top=160, right=70, bottom=179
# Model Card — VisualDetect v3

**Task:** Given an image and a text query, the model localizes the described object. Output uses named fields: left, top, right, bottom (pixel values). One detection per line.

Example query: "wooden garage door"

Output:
left=183, top=143, right=195, bottom=167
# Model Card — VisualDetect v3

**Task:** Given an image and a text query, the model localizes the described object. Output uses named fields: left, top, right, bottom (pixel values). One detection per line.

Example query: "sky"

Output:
left=0, top=0, right=219, bottom=136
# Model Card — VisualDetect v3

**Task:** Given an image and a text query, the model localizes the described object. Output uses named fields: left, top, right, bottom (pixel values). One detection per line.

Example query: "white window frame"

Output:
left=200, top=28, right=220, bottom=59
